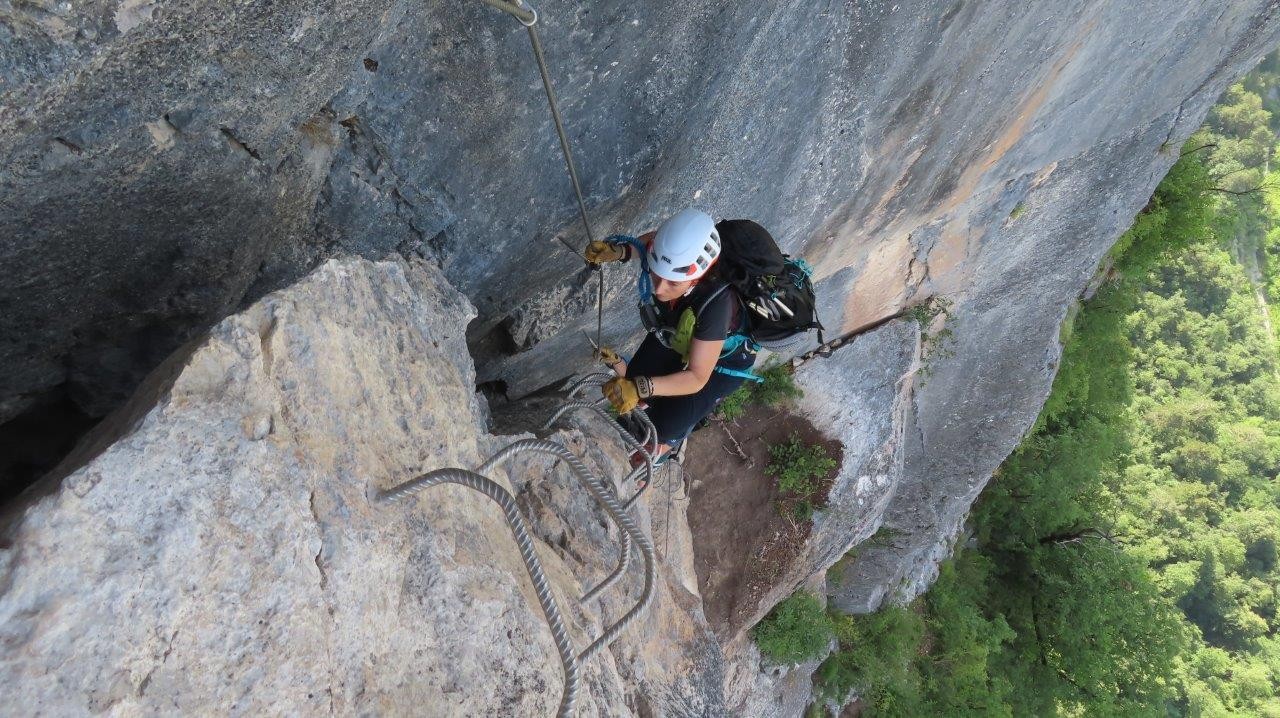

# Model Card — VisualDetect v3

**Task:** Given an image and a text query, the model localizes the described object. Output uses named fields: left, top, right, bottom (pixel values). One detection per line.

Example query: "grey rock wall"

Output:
left=3, top=0, right=1276, bottom=419
left=4, top=0, right=1280, bottom=651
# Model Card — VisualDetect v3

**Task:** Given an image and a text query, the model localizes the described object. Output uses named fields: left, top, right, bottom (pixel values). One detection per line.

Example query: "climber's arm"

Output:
left=649, top=337, right=722, bottom=396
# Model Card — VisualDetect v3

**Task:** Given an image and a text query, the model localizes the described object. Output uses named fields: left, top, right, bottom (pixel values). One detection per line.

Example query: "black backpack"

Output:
left=712, top=219, right=825, bottom=350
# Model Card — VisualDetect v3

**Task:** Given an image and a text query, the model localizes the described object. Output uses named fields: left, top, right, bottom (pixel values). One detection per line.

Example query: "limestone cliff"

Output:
left=4, top=0, right=1280, bottom=712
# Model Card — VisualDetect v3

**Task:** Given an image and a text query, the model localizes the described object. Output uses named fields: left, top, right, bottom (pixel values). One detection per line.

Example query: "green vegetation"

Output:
left=751, top=590, right=834, bottom=664
left=810, top=57, right=1280, bottom=717
left=1116, top=241, right=1280, bottom=715
left=767, top=434, right=837, bottom=521
left=906, top=295, right=956, bottom=383
left=815, top=606, right=926, bottom=712
left=716, top=362, right=803, bottom=420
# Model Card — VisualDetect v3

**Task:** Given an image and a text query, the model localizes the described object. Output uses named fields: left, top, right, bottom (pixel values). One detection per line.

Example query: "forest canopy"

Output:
left=812, top=53, right=1280, bottom=717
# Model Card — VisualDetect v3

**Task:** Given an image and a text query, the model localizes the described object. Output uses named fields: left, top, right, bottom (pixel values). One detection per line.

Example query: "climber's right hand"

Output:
left=602, top=376, right=651, bottom=415
left=585, top=240, right=626, bottom=265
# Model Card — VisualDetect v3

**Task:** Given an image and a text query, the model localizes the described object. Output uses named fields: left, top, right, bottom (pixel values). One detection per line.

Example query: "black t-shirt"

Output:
left=655, top=281, right=742, bottom=341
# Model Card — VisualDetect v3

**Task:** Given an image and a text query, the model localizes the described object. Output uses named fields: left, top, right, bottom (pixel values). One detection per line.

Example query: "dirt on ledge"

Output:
left=684, top=404, right=843, bottom=640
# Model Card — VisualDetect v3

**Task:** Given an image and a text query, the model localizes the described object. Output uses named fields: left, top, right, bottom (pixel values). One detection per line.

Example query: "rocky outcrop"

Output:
left=683, top=320, right=922, bottom=641
left=791, top=325, right=920, bottom=614
left=0, top=257, right=841, bottom=715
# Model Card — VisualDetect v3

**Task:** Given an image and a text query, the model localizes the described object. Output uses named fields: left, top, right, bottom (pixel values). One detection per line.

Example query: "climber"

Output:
left=585, top=208, right=761, bottom=466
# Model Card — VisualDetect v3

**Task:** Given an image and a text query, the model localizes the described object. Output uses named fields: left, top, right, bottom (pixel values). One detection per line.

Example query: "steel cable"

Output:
left=474, top=438, right=656, bottom=661
left=562, top=376, right=659, bottom=456
left=404, top=1, right=685, bottom=705
left=630, top=410, right=660, bottom=458
left=621, top=464, right=651, bottom=511
left=564, top=372, right=613, bottom=399
left=376, top=468, right=580, bottom=718
left=476, top=439, right=634, bottom=602
left=513, top=1, right=609, bottom=357
left=375, top=389, right=666, bottom=713
left=542, top=401, right=654, bottom=501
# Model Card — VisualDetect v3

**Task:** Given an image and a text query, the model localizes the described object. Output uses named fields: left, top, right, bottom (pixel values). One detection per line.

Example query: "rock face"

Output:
left=5, top=0, right=1280, bottom=679
left=0, top=257, right=837, bottom=715
left=2, top=0, right=1276, bottom=418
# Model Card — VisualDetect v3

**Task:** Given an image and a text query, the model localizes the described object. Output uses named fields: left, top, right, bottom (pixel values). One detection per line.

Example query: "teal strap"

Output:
left=714, top=365, right=763, bottom=383
left=609, top=234, right=652, bottom=302
left=715, top=333, right=761, bottom=381
left=719, top=333, right=757, bottom=357
left=714, top=333, right=761, bottom=381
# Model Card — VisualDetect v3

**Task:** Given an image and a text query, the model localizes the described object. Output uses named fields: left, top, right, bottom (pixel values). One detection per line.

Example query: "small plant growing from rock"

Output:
left=714, top=383, right=752, bottom=422
left=751, top=590, right=834, bottom=664
left=716, top=362, right=803, bottom=421
left=905, top=295, right=956, bottom=385
left=767, top=433, right=837, bottom=522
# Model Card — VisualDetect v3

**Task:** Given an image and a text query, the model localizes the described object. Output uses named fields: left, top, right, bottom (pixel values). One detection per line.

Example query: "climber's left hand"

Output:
left=596, top=345, right=622, bottom=368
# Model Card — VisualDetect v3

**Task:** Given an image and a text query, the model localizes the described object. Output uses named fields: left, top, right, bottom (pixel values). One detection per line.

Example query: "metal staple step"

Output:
left=372, top=378, right=659, bottom=717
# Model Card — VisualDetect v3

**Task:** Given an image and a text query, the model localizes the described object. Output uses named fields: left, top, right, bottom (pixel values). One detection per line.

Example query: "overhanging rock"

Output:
left=796, top=322, right=921, bottom=616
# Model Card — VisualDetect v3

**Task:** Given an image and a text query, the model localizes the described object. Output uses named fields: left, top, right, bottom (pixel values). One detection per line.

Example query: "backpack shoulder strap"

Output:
left=693, top=282, right=732, bottom=318
left=696, top=283, right=757, bottom=358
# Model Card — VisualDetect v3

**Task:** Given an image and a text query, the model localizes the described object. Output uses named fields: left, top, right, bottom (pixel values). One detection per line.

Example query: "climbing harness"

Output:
left=477, top=0, right=606, bottom=356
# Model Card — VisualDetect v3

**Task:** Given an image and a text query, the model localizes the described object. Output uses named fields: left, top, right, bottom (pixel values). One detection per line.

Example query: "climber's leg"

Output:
left=639, top=363, right=749, bottom=450
left=624, top=333, right=683, bottom=378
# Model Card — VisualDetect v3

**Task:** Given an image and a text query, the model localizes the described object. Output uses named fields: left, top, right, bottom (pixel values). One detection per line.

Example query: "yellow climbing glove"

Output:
left=602, top=376, right=652, bottom=414
left=596, top=345, right=622, bottom=368
left=584, top=240, right=626, bottom=265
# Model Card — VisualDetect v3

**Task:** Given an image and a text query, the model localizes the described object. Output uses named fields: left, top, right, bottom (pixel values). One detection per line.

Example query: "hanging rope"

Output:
left=480, top=0, right=607, bottom=355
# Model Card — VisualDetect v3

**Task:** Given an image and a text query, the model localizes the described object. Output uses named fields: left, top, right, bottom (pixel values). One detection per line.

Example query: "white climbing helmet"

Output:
left=648, top=208, right=721, bottom=281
